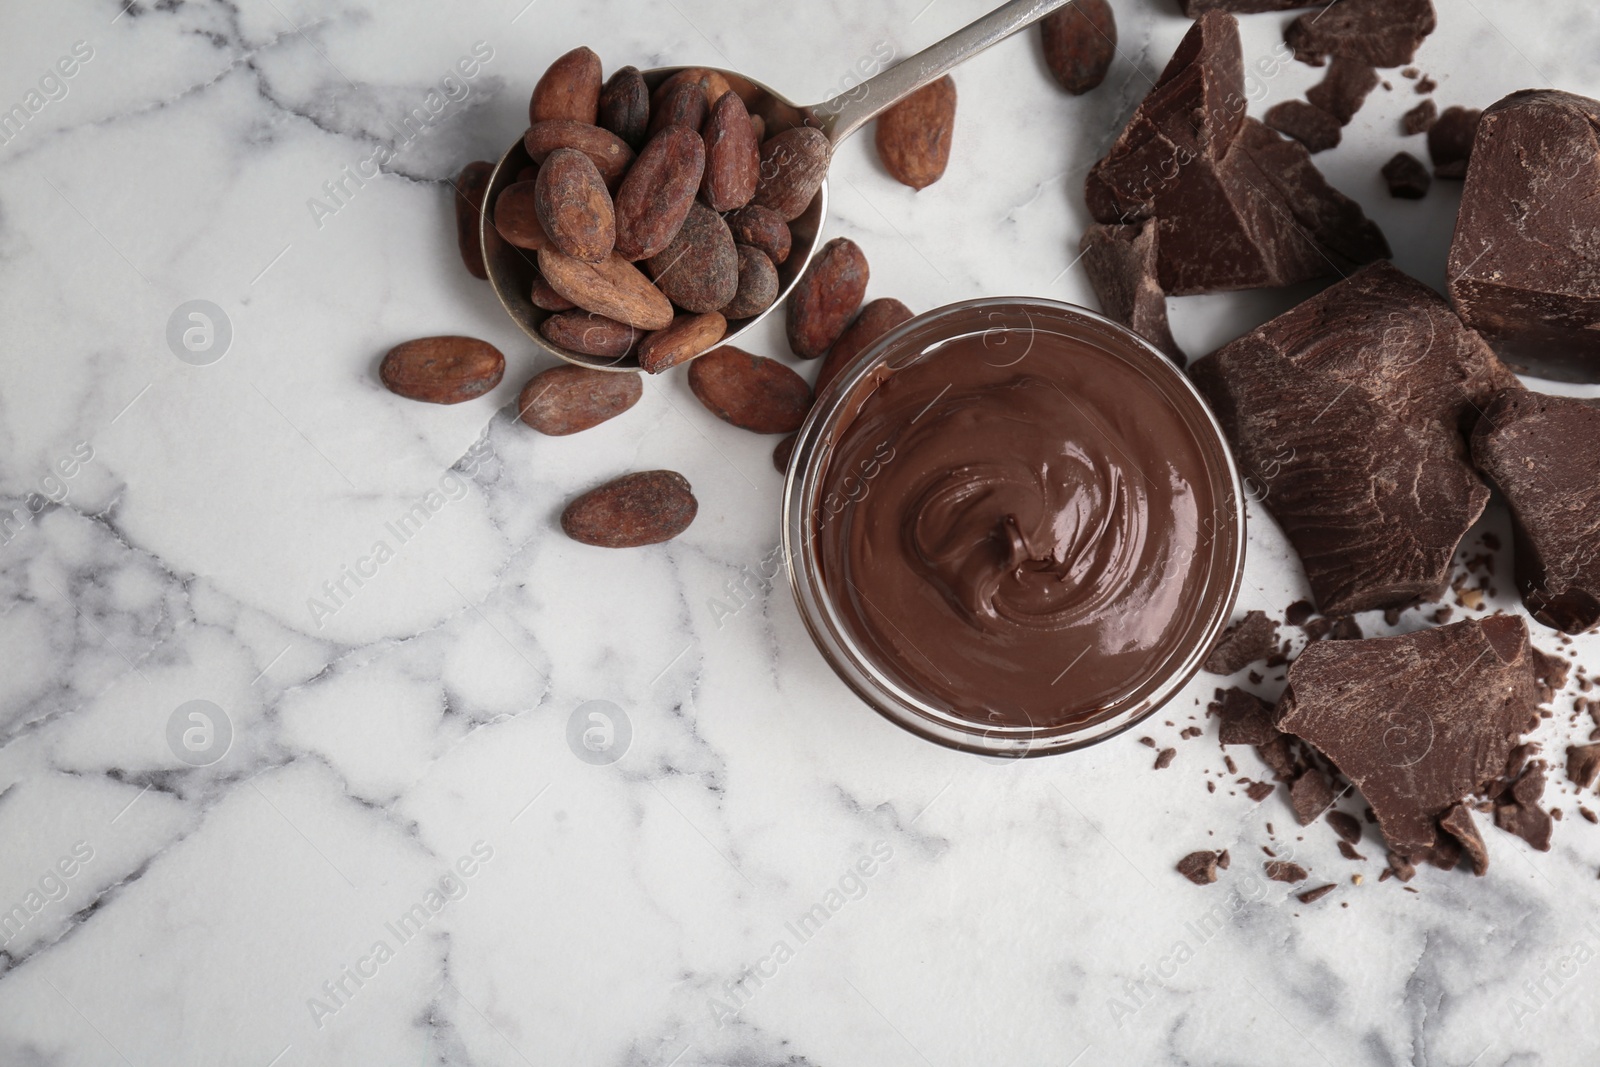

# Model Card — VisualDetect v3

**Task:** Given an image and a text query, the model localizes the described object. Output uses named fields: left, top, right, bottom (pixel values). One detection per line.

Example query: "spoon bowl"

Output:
left=483, top=0, right=1071, bottom=373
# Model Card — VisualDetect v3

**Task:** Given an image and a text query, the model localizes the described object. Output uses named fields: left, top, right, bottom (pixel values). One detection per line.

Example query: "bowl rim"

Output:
left=780, top=296, right=1248, bottom=757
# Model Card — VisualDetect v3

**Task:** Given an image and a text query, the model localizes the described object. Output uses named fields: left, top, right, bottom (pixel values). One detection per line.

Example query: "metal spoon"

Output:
left=483, top=0, right=1071, bottom=372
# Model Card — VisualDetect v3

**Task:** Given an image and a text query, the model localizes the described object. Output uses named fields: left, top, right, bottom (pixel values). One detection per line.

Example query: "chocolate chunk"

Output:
left=1427, top=105, right=1481, bottom=179
left=1179, top=0, right=1324, bottom=12
left=1256, top=735, right=1300, bottom=781
left=1265, top=860, right=1308, bottom=883
left=1204, top=610, right=1280, bottom=674
left=1155, top=747, right=1177, bottom=770
left=1416, top=76, right=1436, bottom=94
left=1085, top=13, right=1387, bottom=296
left=1265, top=100, right=1341, bottom=152
left=1274, top=615, right=1545, bottom=855
left=1285, top=600, right=1314, bottom=626
left=1387, top=851, right=1417, bottom=882
left=1078, top=221, right=1184, bottom=363
left=1246, top=780, right=1277, bottom=802
left=1298, top=883, right=1337, bottom=903
left=1470, top=390, right=1600, bottom=631
left=1178, top=849, right=1226, bottom=884
left=1327, top=810, right=1363, bottom=843
left=1381, top=152, right=1431, bottom=198
left=1569, top=745, right=1600, bottom=790
left=1305, top=58, right=1379, bottom=125
left=1329, top=617, right=1363, bottom=641
left=1446, top=91, right=1600, bottom=381
left=1289, top=768, right=1336, bottom=825
left=1439, top=803, right=1489, bottom=875
left=1211, top=686, right=1280, bottom=745
left=1401, top=99, right=1437, bottom=135
left=1337, top=840, right=1366, bottom=861
left=1531, top=648, right=1570, bottom=691
left=1495, top=761, right=1553, bottom=850
left=1190, top=262, right=1515, bottom=614
left=1285, top=0, right=1436, bottom=68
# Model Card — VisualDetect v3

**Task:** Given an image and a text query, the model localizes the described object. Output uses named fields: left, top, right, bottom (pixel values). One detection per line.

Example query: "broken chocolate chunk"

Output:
left=1298, top=883, right=1337, bottom=904
left=1289, top=768, right=1336, bottom=825
left=1211, top=686, right=1280, bottom=745
left=1085, top=13, right=1387, bottom=296
left=1178, top=849, right=1226, bottom=884
left=1256, top=735, right=1300, bottom=782
left=1155, top=747, right=1177, bottom=770
left=1286, top=0, right=1436, bottom=68
left=1285, top=600, right=1314, bottom=626
left=1305, top=58, right=1379, bottom=125
left=1427, top=105, right=1481, bottom=179
left=1204, top=610, right=1280, bottom=674
left=1190, top=262, right=1515, bottom=614
left=1495, top=761, right=1554, bottom=850
left=1078, top=221, right=1185, bottom=363
left=1327, top=810, right=1363, bottom=843
left=1246, top=780, right=1277, bottom=802
left=1265, top=100, right=1341, bottom=152
left=1274, top=615, right=1545, bottom=855
left=1470, top=389, right=1600, bottom=632
left=1447, top=91, right=1600, bottom=381
left=1569, top=744, right=1600, bottom=790
left=1440, top=802, right=1489, bottom=875
left=1401, top=98, right=1437, bottom=135
left=1382, top=152, right=1431, bottom=198
left=1386, top=851, right=1417, bottom=882
left=1265, top=860, right=1308, bottom=883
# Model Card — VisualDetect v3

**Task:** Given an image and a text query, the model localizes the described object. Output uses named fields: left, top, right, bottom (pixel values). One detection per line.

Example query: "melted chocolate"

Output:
left=815, top=328, right=1224, bottom=729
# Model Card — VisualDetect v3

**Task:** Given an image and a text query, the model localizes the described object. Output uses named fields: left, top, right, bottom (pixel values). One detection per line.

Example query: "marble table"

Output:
left=3, top=1, right=1599, bottom=1064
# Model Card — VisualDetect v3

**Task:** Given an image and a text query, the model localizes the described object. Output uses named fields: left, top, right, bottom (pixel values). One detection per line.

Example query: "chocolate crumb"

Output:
left=1327, top=810, right=1363, bottom=844
left=1401, top=99, right=1437, bottom=135
left=1428, top=106, right=1482, bottom=179
left=1139, top=736, right=1156, bottom=748
left=1382, top=152, right=1431, bottom=199
left=1246, top=780, right=1277, bottom=802
left=1581, top=806, right=1597, bottom=824
left=1338, top=840, right=1367, bottom=862
left=1285, top=600, right=1314, bottom=626
left=1225, top=754, right=1239, bottom=775
left=1155, top=747, right=1177, bottom=770
left=1207, top=780, right=1217, bottom=793
left=1329, top=617, right=1363, bottom=641
left=1416, top=76, right=1436, bottom=93
left=1217, top=849, right=1231, bottom=870
left=1204, top=611, right=1281, bottom=675
left=1178, top=850, right=1226, bottom=884
left=1432, top=607, right=1453, bottom=624
left=1265, top=861, right=1308, bottom=883
left=1266, top=99, right=1342, bottom=153
left=1402, top=67, right=1418, bottom=79
left=1568, top=744, right=1600, bottom=790
left=1383, top=607, right=1402, bottom=626
left=1387, top=851, right=1417, bottom=882
left=1298, top=883, right=1337, bottom=904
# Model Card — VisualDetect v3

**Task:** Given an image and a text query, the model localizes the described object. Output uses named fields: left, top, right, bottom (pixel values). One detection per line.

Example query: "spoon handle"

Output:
left=811, top=0, right=1075, bottom=145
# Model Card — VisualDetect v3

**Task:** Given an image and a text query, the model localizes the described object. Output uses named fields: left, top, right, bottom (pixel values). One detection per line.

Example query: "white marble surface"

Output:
left=3, top=1, right=1600, bottom=1064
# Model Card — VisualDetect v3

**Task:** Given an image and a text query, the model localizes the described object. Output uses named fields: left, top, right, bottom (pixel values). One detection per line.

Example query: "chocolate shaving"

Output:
left=1471, top=389, right=1600, bottom=631
left=1189, top=262, right=1515, bottom=614
left=1274, top=616, right=1545, bottom=855
left=1297, top=883, right=1337, bottom=904
left=1338, top=840, right=1366, bottom=861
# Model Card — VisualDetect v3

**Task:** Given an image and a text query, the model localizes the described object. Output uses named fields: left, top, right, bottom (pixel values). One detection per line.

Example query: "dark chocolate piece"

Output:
left=1265, top=860, right=1308, bottom=883
left=1401, top=98, right=1437, bottom=135
left=1285, top=600, right=1314, bottom=625
left=1256, top=735, right=1299, bottom=781
left=1286, top=0, right=1436, bottom=68
left=1382, top=152, right=1431, bottom=198
left=1211, top=686, right=1280, bottom=745
left=1085, top=13, right=1388, bottom=296
left=1155, top=747, right=1177, bottom=769
left=1179, top=0, right=1324, bottom=12
left=1078, top=221, right=1185, bottom=363
left=1329, top=617, right=1363, bottom=641
left=1289, top=768, right=1336, bottom=825
left=1470, top=389, right=1600, bottom=632
left=1337, top=840, right=1366, bottom=861
left=1427, top=105, right=1481, bottom=178
left=1204, top=610, right=1280, bottom=674
left=1446, top=91, right=1600, bottom=381
left=1532, top=648, right=1570, bottom=691
left=1387, top=851, right=1416, bottom=882
left=1265, top=100, right=1341, bottom=152
left=1190, top=262, right=1514, bottom=614
left=1305, top=58, right=1379, bottom=125
left=1246, top=780, right=1277, bottom=802
left=1495, top=761, right=1553, bottom=850
left=1274, top=615, right=1545, bottom=855
left=1297, top=883, right=1337, bottom=903
left=1569, top=744, right=1600, bottom=790
left=1178, top=850, right=1225, bottom=884
left=1439, top=803, right=1489, bottom=875
left=1327, top=810, right=1363, bottom=843
left=1416, top=76, right=1436, bottom=94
